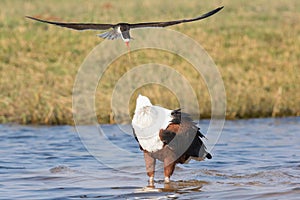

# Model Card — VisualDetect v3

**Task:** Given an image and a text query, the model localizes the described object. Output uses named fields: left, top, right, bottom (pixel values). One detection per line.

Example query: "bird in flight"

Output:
left=26, top=6, right=223, bottom=48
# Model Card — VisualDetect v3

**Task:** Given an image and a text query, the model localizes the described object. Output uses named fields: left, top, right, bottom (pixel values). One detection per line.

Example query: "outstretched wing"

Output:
left=129, top=6, right=223, bottom=29
left=26, top=16, right=114, bottom=30
left=97, top=29, right=121, bottom=40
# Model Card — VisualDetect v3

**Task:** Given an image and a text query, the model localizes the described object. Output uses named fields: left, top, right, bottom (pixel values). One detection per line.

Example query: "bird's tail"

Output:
left=97, top=30, right=120, bottom=40
left=186, top=134, right=212, bottom=162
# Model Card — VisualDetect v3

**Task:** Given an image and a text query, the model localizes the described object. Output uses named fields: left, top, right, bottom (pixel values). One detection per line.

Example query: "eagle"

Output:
left=132, top=94, right=212, bottom=184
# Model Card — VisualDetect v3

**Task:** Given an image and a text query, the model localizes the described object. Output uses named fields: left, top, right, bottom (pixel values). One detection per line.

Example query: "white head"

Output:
left=134, top=94, right=152, bottom=113
left=133, top=94, right=153, bottom=128
left=132, top=94, right=172, bottom=152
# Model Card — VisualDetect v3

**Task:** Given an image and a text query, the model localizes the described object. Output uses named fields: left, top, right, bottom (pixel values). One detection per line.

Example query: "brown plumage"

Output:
left=133, top=105, right=211, bottom=184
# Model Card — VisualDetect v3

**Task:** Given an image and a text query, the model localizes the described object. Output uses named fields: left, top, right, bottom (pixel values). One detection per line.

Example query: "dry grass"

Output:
left=0, top=0, right=299, bottom=124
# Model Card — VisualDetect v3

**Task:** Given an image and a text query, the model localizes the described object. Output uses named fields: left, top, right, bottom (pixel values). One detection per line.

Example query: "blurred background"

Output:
left=1, top=0, right=299, bottom=124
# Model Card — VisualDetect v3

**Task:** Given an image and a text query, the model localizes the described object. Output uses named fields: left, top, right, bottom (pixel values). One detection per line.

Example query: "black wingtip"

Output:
left=206, top=153, right=212, bottom=159
left=211, top=6, right=224, bottom=15
left=25, top=16, right=41, bottom=22
left=213, top=6, right=224, bottom=14
left=197, top=5, right=224, bottom=20
left=25, top=16, right=36, bottom=20
left=215, top=6, right=224, bottom=11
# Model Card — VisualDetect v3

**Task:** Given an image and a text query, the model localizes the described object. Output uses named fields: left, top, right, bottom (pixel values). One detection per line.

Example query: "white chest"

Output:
left=132, top=106, right=172, bottom=152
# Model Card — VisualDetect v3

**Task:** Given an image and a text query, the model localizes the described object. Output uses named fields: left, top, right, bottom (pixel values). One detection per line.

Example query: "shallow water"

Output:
left=0, top=117, right=299, bottom=199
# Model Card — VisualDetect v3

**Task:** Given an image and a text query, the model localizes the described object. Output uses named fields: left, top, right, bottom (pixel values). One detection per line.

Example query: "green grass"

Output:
left=0, top=0, right=299, bottom=124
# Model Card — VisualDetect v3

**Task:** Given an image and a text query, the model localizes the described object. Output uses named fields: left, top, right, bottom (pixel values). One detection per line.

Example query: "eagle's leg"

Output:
left=144, top=151, right=156, bottom=185
left=163, top=157, right=176, bottom=183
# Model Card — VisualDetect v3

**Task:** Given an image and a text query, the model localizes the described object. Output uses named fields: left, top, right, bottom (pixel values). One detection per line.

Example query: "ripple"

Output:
left=49, top=165, right=75, bottom=174
left=0, top=117, right=299, bottom=199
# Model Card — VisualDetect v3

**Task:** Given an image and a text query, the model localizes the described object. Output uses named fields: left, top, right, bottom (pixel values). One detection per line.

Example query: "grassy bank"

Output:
left=0, top=0, right=299, bottom=124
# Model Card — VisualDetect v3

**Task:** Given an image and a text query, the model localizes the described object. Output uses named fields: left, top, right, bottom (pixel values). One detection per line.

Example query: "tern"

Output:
left=26, top=6, right=223, bottom=48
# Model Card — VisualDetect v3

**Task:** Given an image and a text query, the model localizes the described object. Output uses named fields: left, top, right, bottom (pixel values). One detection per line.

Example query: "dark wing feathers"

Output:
left=170, top=109, right=206, bottom=138
left=166, top=109, right=212, bottom=160
left=133, top=108, right=212, bottom=160
left=26, top=6, right=223, bottom=31
left=130, top=6, right=223, bottom=29
left=26, top=16, right=114, bottom=30
left=159, top=129, right=176, bottom=145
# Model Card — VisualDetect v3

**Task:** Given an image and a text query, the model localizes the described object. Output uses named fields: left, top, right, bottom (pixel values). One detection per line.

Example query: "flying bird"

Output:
left=26, top=6, right=223, bottom=47
left=132, top=95, right=212, bottom=184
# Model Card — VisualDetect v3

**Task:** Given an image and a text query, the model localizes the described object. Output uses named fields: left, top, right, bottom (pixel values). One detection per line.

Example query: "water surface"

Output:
left=0, top=117, right=299, bottom=199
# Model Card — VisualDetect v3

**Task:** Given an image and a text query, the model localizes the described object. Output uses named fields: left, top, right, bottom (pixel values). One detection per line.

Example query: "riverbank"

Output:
left=0, top=0, right=299, bottom=124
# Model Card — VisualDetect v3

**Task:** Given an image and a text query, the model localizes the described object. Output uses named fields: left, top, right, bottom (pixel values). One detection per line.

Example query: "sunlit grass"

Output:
left=0, top=0, right=299, bottom=124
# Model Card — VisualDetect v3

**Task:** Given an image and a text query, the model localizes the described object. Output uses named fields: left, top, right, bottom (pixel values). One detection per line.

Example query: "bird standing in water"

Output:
left=132, top=95, right=212, bottom=184
left=26, top=6, right=223, bottom=49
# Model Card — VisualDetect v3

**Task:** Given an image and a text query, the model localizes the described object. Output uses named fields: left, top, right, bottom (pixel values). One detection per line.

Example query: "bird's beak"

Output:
left=125, top=41, right=130, bottom=52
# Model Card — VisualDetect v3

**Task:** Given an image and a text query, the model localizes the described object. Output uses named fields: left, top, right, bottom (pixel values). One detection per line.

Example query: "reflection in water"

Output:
left=0, top=117, right=299, bottom=199
left=141, top=179, right=206, bottom=193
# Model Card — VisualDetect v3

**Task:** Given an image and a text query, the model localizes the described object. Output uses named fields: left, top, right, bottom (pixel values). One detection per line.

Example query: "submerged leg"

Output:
left=144, top=152, right=156, bottom=185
